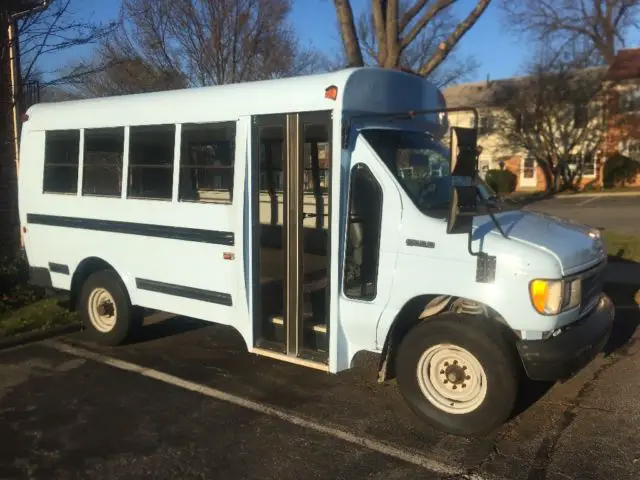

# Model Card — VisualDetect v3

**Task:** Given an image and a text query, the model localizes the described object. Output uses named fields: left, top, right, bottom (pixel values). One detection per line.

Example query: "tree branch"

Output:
left=418, top=0, right=491, bottom=76
left=401, top=0, right=454, bottom=51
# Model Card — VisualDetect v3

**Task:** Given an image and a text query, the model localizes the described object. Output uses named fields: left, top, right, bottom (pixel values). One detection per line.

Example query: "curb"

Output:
left=555, top=191, right=640, bottom=199
left=0, top=322, right=81, bottom=351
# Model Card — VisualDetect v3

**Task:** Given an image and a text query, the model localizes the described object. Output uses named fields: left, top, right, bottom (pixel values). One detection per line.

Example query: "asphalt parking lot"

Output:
left=524, top=195, right=640, bottom=236
left=1, top=306, right=639, bottom=480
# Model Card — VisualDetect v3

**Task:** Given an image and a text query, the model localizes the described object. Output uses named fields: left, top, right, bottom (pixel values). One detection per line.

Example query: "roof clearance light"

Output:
left=325, top=85, right=338, bottom=101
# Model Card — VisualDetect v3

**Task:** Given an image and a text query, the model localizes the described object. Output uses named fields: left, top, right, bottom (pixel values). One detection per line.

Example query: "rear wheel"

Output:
left=396, top=313, right=519, bottom=436
left=78, top=270, right=142, bottom=346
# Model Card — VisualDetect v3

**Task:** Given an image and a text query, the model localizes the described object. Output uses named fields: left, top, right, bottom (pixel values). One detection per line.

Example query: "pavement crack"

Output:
left=525, top=352, right=625, bottom=480
left=537, top=400, right=613, bottom=413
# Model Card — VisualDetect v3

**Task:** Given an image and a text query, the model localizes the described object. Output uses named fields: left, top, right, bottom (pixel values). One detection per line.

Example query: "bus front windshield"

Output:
left=360, top=128, right=493, bottom=216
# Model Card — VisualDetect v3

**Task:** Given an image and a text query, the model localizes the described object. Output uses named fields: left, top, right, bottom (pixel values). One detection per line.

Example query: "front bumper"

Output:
left=517, top=293, right=615, bottom=382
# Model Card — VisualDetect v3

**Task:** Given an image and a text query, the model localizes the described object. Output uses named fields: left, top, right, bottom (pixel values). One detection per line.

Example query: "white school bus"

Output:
left=18, top=67, right=614, bottom=435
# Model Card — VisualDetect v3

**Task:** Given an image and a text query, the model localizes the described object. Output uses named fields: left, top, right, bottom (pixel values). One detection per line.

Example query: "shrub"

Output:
left=0, top=250, right=45, bottom=316
left=603, top=153, right=640, bottom=188
left=485, top=168, right=517, bottom=195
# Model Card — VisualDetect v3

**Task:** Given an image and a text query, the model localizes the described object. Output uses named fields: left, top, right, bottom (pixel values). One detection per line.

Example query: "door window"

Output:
left=344, top=163, right=382, bottom=301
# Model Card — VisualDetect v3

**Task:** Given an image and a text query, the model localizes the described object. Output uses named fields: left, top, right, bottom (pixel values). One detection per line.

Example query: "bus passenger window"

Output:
left=82, top=127, right=125, bottom=197
left=128, top=125, right=175, bottom=200
left=43, top=130, right=80, bottom=194
left=179, top=122, right=235, bottom=204
left=344, top=163, right=383, bottom=300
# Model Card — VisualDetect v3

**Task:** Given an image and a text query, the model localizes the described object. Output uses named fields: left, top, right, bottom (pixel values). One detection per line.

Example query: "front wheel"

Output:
left=396, top=314, right=519, bottom=436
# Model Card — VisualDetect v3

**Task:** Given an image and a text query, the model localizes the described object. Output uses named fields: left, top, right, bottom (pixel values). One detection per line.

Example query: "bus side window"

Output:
left=178, top=122, right=235, bottom=204
left=82, top=127, right=125, bottom=197
left=344, top=163, right=383, bottom=300
left=43, top=130, right=80, bottom=194
left=127, top=125, right=175, bottom=200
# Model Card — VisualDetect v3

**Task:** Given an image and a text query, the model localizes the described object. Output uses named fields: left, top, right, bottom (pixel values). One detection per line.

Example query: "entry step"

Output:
left=270, top=315, right=327, bottom=334
left=269, top=315, right=328, bottom=351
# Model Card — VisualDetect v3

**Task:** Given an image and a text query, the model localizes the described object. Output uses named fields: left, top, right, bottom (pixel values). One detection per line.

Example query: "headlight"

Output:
left=529, top=278, right=581, bottom=315
left=565, top=278, right=581, bottom=310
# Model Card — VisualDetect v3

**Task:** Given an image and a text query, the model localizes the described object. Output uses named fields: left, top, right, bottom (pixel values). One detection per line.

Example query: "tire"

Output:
left=78, top=269, right=142, bottom=346
left=396, top=313, right=519, bottom=436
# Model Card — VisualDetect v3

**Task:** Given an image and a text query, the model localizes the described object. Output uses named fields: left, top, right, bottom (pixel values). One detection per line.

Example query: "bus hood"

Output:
left=474, top=210, right=605, bottom=276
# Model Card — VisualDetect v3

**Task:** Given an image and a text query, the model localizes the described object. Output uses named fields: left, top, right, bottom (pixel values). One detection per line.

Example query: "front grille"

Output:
left=580, top=263, right=605, bottom=314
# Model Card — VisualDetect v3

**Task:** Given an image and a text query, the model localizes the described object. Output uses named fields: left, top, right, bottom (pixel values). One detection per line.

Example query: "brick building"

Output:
left=443, top=49, right=640, bottom=192
left=602, top=48, right=640, bottom=178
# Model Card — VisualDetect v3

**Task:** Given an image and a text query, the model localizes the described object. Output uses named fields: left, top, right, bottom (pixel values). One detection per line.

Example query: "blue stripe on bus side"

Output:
left=27, top=213, right=235, bottom=246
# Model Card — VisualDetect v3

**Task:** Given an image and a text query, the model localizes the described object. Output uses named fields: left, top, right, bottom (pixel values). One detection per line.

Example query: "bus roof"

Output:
left=24, top=67, right=448, bottom=131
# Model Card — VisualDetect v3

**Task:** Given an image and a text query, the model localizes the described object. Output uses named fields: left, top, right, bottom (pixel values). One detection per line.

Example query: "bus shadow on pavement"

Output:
left=603, top=307, right=639, bottom=356
left=132, top=313, right=212, bottom=344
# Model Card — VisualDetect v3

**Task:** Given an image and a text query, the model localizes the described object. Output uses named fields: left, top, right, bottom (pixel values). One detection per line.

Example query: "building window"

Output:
left=82, top=127, right=125, bottom=197
left=523, top=154, right=535, bottom=179
left=567, top=153, right=596, bottom=176
left=178, top=122, right=235, bottom=203
left=478, top=115, right=494, bottom=135
left=43, top=130, right=80, bottom=194
left=628, top=142, right=640, bottom=162
left=128, top=125, right=175, bottom=200
left=619, top=90, right=640, bottom=113
left=515, top=112, right=535, bottom=132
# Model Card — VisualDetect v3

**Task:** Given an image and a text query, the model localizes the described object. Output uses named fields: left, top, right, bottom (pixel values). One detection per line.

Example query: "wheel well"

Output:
left=377, top=295, right=507, bottom=383
left=69, top=257, right=118, bottom=311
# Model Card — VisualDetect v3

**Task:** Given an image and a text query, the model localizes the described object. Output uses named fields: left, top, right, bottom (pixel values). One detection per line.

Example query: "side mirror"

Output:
left=447, top=127, right=479, bottom=234
left=449, top=126, right=478, bottom=177
left=447, top=184, right=477, bottom=234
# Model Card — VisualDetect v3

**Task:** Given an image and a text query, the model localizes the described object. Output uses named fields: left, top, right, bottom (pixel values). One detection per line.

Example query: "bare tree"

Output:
left=68, top=57, right=188, bottom=98
left=17, top=0, right=115, bottom=84
left=68, top=0, right=327, bottom=96
left=490, top=58, right=607, bottom=192
left=500, top=0, right=640, bottom=66
left=354, top=1, right=479, bottom=86
left=332, top=0, right=490, bottom=78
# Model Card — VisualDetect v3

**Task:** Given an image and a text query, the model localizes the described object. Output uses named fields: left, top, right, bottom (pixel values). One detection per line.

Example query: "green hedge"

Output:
left=485, top=169, right=517, bottom=195
left=0, top=250, right=45, bottom=317
left=603, top=153, right=640, bottom=188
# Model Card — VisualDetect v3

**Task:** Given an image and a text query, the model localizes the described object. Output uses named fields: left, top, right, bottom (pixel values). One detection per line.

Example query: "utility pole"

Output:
left=1, top=0, right=49, bottom=252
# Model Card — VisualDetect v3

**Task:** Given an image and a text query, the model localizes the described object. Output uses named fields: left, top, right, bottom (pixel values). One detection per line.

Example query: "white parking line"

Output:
left=577, top=196, right=601, bottom=206
left=44, top=339, right=490, bottom=479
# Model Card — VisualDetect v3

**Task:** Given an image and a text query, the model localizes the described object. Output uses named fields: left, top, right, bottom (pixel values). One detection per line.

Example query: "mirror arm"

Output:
left=487, top=207, right=508, bottom=238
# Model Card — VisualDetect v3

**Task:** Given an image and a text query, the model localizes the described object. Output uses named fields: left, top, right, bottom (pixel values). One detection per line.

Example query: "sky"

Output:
left=35, top=0, right=639, bottom=85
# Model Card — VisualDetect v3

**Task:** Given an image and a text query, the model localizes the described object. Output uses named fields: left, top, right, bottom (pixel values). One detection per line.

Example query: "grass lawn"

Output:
left=0, top=297, right=78, bottom=339
left=0, top=252, right=79, bottom=339
left=602, top=230, right=640, bottom=263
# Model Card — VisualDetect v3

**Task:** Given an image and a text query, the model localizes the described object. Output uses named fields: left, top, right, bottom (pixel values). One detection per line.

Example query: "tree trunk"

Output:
left=538, top=159, right=555, bottom=193
left=383, top=0, right=400, bottom=69
left=333, top=0, right=364, bottom=67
